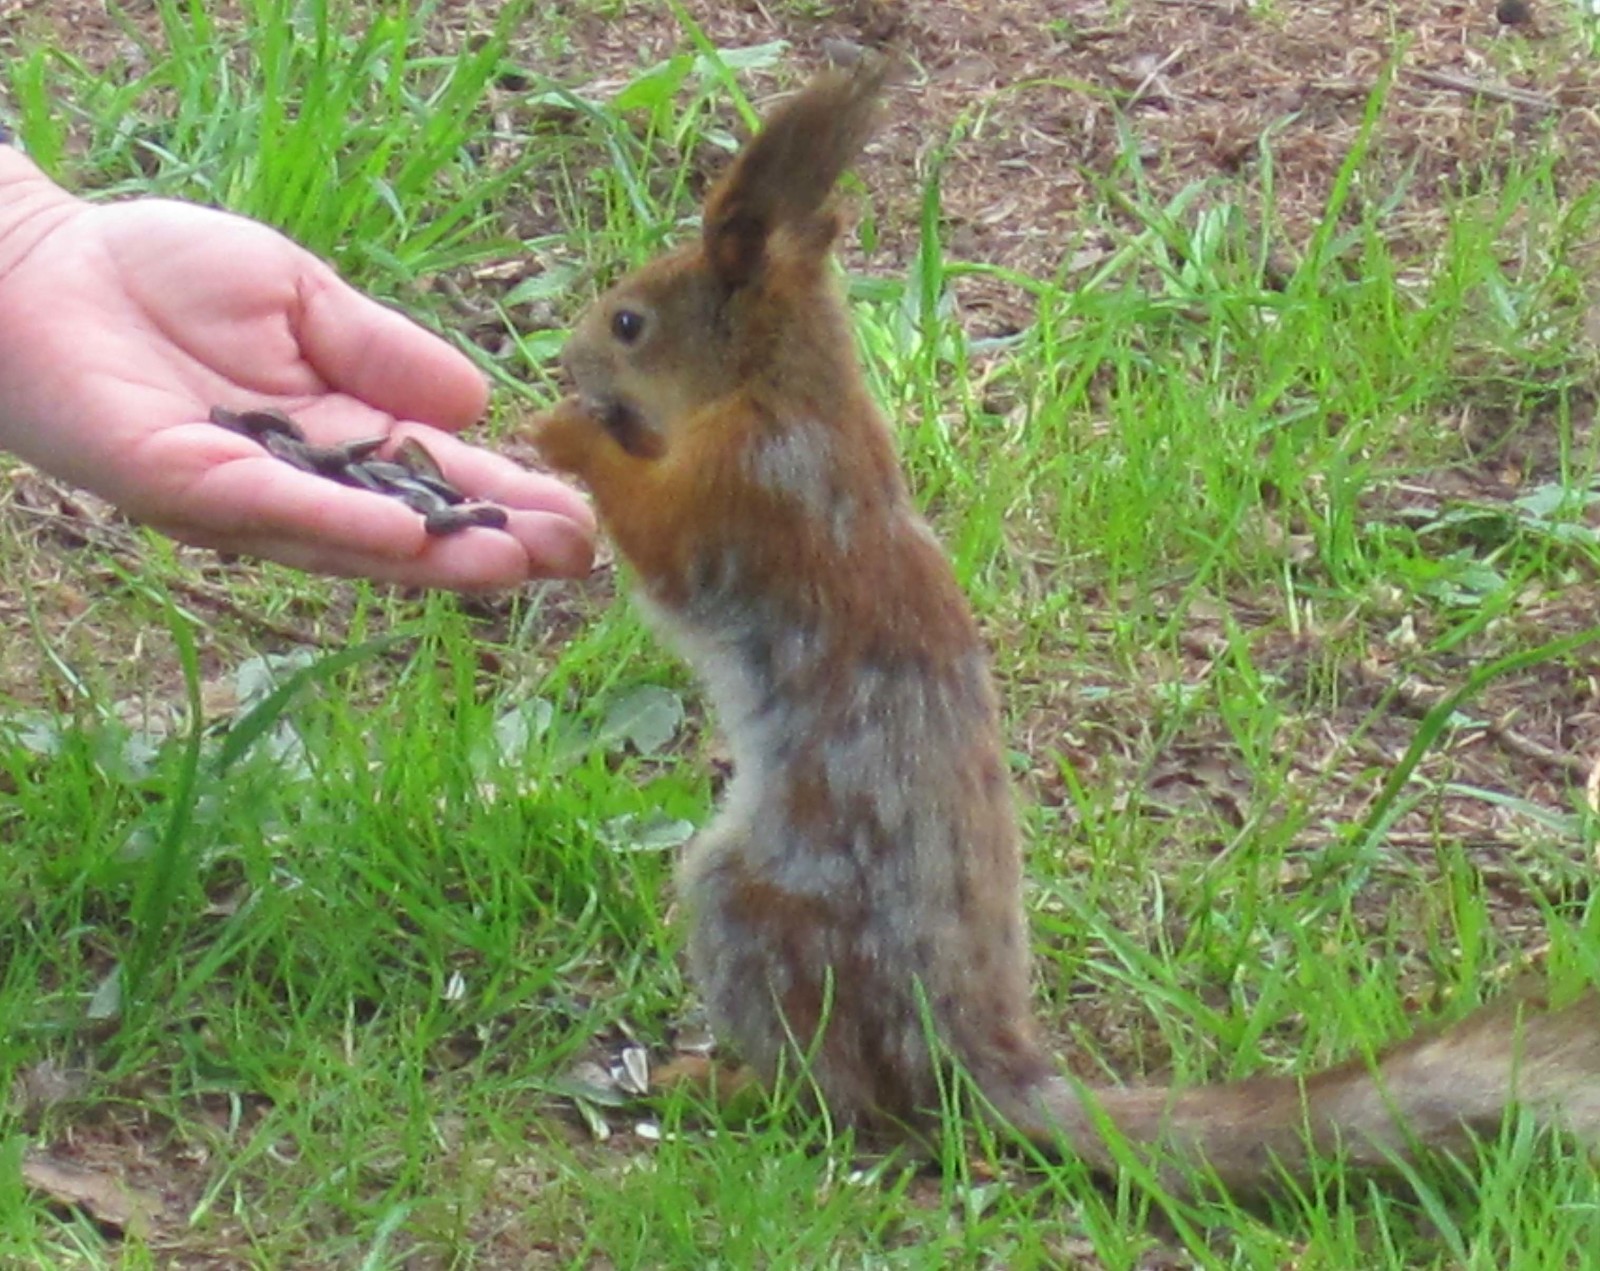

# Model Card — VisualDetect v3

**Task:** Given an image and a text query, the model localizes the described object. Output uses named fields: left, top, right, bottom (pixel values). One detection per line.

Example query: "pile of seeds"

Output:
left=209, top=406, right=510, bottom=536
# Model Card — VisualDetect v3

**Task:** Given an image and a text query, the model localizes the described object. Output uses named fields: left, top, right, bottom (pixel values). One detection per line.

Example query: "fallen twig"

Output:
left=1484, top=710, right=1592, bottom=779
left=1405, top=67, right=1556, bottom=113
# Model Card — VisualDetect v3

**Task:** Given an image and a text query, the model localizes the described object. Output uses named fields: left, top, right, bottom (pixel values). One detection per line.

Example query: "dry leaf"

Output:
left=21, top=1150, right=160, bottom=1238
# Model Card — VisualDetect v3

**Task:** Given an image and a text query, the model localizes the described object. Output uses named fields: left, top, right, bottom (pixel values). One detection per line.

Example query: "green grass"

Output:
left=4, top=2, right=1600, bottom=1266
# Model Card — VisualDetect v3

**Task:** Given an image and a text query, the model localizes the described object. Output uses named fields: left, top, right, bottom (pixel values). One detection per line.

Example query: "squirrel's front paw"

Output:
left=525, top=396, right=604, bottom=476
left=527, top=395, right=665, bottom=475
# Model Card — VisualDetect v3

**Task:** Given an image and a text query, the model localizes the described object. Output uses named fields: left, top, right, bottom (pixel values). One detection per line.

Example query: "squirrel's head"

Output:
left=553, top=59, right=889, bottom=466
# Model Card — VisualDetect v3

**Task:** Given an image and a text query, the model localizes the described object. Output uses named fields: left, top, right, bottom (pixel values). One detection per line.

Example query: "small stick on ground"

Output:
left=1405, top=67, right=1557, bottom=113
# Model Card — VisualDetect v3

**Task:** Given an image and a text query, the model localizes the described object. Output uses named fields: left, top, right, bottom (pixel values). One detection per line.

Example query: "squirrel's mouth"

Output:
left=589, top=396, right=665, bottom=460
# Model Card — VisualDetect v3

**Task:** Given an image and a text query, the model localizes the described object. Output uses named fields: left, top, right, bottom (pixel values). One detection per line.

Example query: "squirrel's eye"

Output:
left=611, top=308, right=646, bottom=345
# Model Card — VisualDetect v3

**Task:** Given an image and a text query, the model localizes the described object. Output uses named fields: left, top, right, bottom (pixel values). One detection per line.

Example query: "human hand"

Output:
left=0, top=149, right=595, bottom=590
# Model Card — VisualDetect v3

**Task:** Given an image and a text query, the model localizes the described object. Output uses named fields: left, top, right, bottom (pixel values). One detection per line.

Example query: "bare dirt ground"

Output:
left=3, top=0, right=1600, bottom=1262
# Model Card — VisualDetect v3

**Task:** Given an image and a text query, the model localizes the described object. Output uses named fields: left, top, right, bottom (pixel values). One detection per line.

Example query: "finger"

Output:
left=488, top=507, right=596, bottom=581
left=174, top=409, right=596, bottom=547
left=146, top=446, right=594, bottom=586
left=292, top=266, right=489, bottom=432
left=389, top=422, right=598, bottom=533
left=159, top=524, right=530, bottom=591
left=154, top=507, right=592, bottom=589
left=151, top=446, right=436, bottom=560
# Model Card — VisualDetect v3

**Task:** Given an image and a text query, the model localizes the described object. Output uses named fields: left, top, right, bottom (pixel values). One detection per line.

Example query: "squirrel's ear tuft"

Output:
left=702, top=57, right=891, bottom=290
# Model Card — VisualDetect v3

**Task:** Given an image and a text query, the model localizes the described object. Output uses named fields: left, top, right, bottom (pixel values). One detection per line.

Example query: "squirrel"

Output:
left=526, top=62, right=1600, bottom=1198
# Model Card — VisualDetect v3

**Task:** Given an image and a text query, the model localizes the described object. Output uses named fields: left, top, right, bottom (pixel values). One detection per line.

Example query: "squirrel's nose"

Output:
left=558, top=336, right=600, bottom=388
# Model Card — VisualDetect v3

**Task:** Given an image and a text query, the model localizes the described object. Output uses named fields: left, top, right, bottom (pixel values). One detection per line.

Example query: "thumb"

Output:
left=294, top=263, right=489, bottom=430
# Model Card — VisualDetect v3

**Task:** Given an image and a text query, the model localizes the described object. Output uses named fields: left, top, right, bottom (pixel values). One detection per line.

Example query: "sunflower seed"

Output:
left=423, top=502, right=509, bottom=535
left=208, top=405, right=509, bottom=537
left=392, top=436, right=445, bottom=482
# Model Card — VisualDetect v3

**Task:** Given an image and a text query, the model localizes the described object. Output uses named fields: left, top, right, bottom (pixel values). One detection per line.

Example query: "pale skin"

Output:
left=0, top=145, right=595, bottom=591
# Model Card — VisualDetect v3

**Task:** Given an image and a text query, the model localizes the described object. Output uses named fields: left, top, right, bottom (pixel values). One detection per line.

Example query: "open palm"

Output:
left=0, top=156, right=594, bottom=589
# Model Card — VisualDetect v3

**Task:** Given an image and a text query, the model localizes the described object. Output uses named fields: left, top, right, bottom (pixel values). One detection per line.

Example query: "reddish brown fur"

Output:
left=528, top=63, right=1600, bottom=1197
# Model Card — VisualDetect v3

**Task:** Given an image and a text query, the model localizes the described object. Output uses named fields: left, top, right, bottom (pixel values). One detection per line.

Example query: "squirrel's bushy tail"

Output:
left=993, top=986, right=1600, bottom=1196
